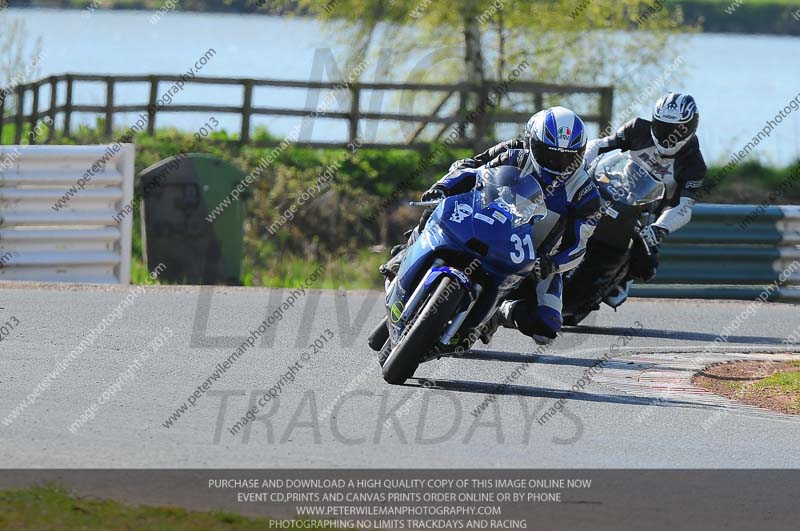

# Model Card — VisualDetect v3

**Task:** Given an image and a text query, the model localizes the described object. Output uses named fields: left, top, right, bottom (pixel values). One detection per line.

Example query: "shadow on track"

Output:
left=567, top=324, right=784, bottom=345
left=448, top=350, right=604, bottom=368
left=404, top=377, right=703, bottom=409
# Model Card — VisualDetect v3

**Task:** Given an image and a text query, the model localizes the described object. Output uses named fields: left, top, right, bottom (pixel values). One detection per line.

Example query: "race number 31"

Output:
left=510, top=233, right=535, bottom=264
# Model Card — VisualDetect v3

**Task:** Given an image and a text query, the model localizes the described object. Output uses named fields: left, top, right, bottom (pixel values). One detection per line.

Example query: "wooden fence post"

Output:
left=348, top=84, right=360, bottom=145
left=29, top=81, right=40, bottom=144
left=0, top=92, right=5, bottom=145
left=147, top=76, right=158, bottom=136
left=14, top=86, right=24, bottom=144
left=600, top=87, right=614, bottom=135
left=48, top=77, right=57, bottom=142
left=104, top=76, right=115, bottom=139
left=457, top=89, right=467, bottom=140
left=240, top=79, right=253, bottom=144
left=63, top=75, right=73, bottom=139
left=472, top=82, right=489, bottom=151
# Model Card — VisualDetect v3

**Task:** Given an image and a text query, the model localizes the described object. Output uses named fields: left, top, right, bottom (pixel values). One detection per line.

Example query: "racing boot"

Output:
left=479, top=300, right=517, bottom=344
left=603, top=278, right=633, bottom=309
left=499, top=300, right=560, bottom=346
left=378, top=243, right=407, bottom=281
left=379, top=227, right=420, bottom=281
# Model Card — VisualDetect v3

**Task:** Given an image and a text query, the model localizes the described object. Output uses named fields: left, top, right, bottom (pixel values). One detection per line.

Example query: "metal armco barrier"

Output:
left=631, top=204, right=800, bottom=301
left=0, top=145, right=134, bottom=284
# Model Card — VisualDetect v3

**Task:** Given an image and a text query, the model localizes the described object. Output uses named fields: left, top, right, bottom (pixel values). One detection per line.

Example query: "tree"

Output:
left=272, top=0, right=689, bottom=134
left=0, top=12, right=42, bottom=113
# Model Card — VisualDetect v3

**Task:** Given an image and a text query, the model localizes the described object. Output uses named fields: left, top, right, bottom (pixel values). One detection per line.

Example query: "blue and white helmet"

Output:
left=523, top=106, right=587, bottom=177
left=651, top=92, right=699, bottom=156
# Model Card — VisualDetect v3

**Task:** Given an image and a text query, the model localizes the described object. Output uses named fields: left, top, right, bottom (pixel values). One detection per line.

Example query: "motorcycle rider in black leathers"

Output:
left=382, top=106, right=602, bottom=345
left=582, top=92, right=707, bottom=303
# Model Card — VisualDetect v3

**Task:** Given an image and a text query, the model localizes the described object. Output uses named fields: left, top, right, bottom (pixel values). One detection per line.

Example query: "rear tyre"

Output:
left=382, top=277, right=466, bottom=385
left=368, top=316, right=390, bottom=351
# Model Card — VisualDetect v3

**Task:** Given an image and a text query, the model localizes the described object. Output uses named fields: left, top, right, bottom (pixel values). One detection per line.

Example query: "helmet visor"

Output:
left=652, top=116, right=697, bottom=148
left=532, top=142, right=585, bottom=175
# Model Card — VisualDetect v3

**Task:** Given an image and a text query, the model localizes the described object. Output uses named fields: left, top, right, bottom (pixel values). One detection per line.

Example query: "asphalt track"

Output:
left=1, top=283, right=799, bottom=469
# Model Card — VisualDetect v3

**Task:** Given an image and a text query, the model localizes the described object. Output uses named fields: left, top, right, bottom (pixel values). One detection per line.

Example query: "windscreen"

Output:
left=479, top=166, right=548, bottom=227
left=594, top=153, right=666, bottom=206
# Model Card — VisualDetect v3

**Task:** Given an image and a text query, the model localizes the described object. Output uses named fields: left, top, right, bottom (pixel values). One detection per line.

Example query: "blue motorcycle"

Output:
left=368, top=166, right=548, bottom=384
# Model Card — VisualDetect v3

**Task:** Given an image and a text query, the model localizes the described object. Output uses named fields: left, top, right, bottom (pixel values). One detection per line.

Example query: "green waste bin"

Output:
left=140, top=153, right=248, bottom=284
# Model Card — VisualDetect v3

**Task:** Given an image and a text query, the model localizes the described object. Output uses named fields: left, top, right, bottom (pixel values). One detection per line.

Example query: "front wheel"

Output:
left=382, top=277, right=466, bottom=385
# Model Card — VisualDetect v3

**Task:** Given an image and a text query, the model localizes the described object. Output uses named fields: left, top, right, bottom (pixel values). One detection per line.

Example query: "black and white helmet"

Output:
left=651, top=93, right=699, bottom=156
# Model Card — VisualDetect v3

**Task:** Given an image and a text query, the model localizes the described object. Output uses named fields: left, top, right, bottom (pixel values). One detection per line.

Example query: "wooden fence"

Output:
left=0, top=74, right=613, bottom=151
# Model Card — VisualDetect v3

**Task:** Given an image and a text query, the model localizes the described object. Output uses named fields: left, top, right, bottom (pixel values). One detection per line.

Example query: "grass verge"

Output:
left=0, top=486, right=345, bottom=531
left=693, top=359, right=800, bottom=414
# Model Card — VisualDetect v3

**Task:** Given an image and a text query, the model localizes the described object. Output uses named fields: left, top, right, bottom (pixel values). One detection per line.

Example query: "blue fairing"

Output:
left=386, top=185, right=538, bottom=338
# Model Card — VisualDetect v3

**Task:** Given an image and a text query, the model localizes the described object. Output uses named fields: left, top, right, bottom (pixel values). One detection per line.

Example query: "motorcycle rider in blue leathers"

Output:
left=382, top=106, right=602, bottom=345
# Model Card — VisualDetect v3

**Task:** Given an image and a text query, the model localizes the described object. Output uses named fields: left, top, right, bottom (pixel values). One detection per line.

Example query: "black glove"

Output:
left=640, top=225, right=669, bottom=247
left=421, top=186, right=446, bottom=202
left=532, top=255, right=557, bottom=281
left=448, top=157, right=479, bottom=173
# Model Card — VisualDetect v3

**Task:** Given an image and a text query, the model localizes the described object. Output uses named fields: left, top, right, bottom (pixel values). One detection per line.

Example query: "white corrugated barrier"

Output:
left=0, top=145, right=134, bottom=284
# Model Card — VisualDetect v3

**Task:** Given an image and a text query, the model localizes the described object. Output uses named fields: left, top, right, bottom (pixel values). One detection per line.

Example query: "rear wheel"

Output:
left=382, top=277, right=466, bottom=385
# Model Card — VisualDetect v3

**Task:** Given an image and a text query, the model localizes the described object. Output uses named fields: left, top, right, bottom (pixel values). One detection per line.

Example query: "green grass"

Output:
left=680, top=0, right=798, bottom=7
left=680, top=0, right=798, bottom=5
left=754, top=371, right=800, bottom=393
left=754, top=369, right=800, bottom=409
left=245, top=247, right=388, bottom=290
left=0, top=486, right=345, bottom=531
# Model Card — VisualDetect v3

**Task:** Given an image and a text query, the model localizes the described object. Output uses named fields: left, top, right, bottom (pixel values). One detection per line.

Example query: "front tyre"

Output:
left=382, top=277, right=466, bottom=385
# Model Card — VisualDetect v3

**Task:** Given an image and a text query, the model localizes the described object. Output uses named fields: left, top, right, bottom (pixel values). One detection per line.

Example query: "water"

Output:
left=7, top=7, right=800, bottom=166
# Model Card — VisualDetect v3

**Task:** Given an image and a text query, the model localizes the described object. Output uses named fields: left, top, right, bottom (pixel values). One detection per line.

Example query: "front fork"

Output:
left=390, top=258, right=480, bottom=347
left=396, top=259, right=446, bottom=325
left=439, top=283, right=482, bottom=346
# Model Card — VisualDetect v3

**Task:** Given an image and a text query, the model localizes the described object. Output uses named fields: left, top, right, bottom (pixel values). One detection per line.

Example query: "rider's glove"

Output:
left=421, top=186, right=446, bottom=202
left=532, top=255, right=557, bottom=281
left=448, top=158, right=479, bottom=173
left=640, top=224, right=669, bottom=247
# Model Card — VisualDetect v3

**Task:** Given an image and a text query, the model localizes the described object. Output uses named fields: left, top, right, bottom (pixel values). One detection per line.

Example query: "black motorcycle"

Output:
left=562, top=151, right=666, bottom=325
